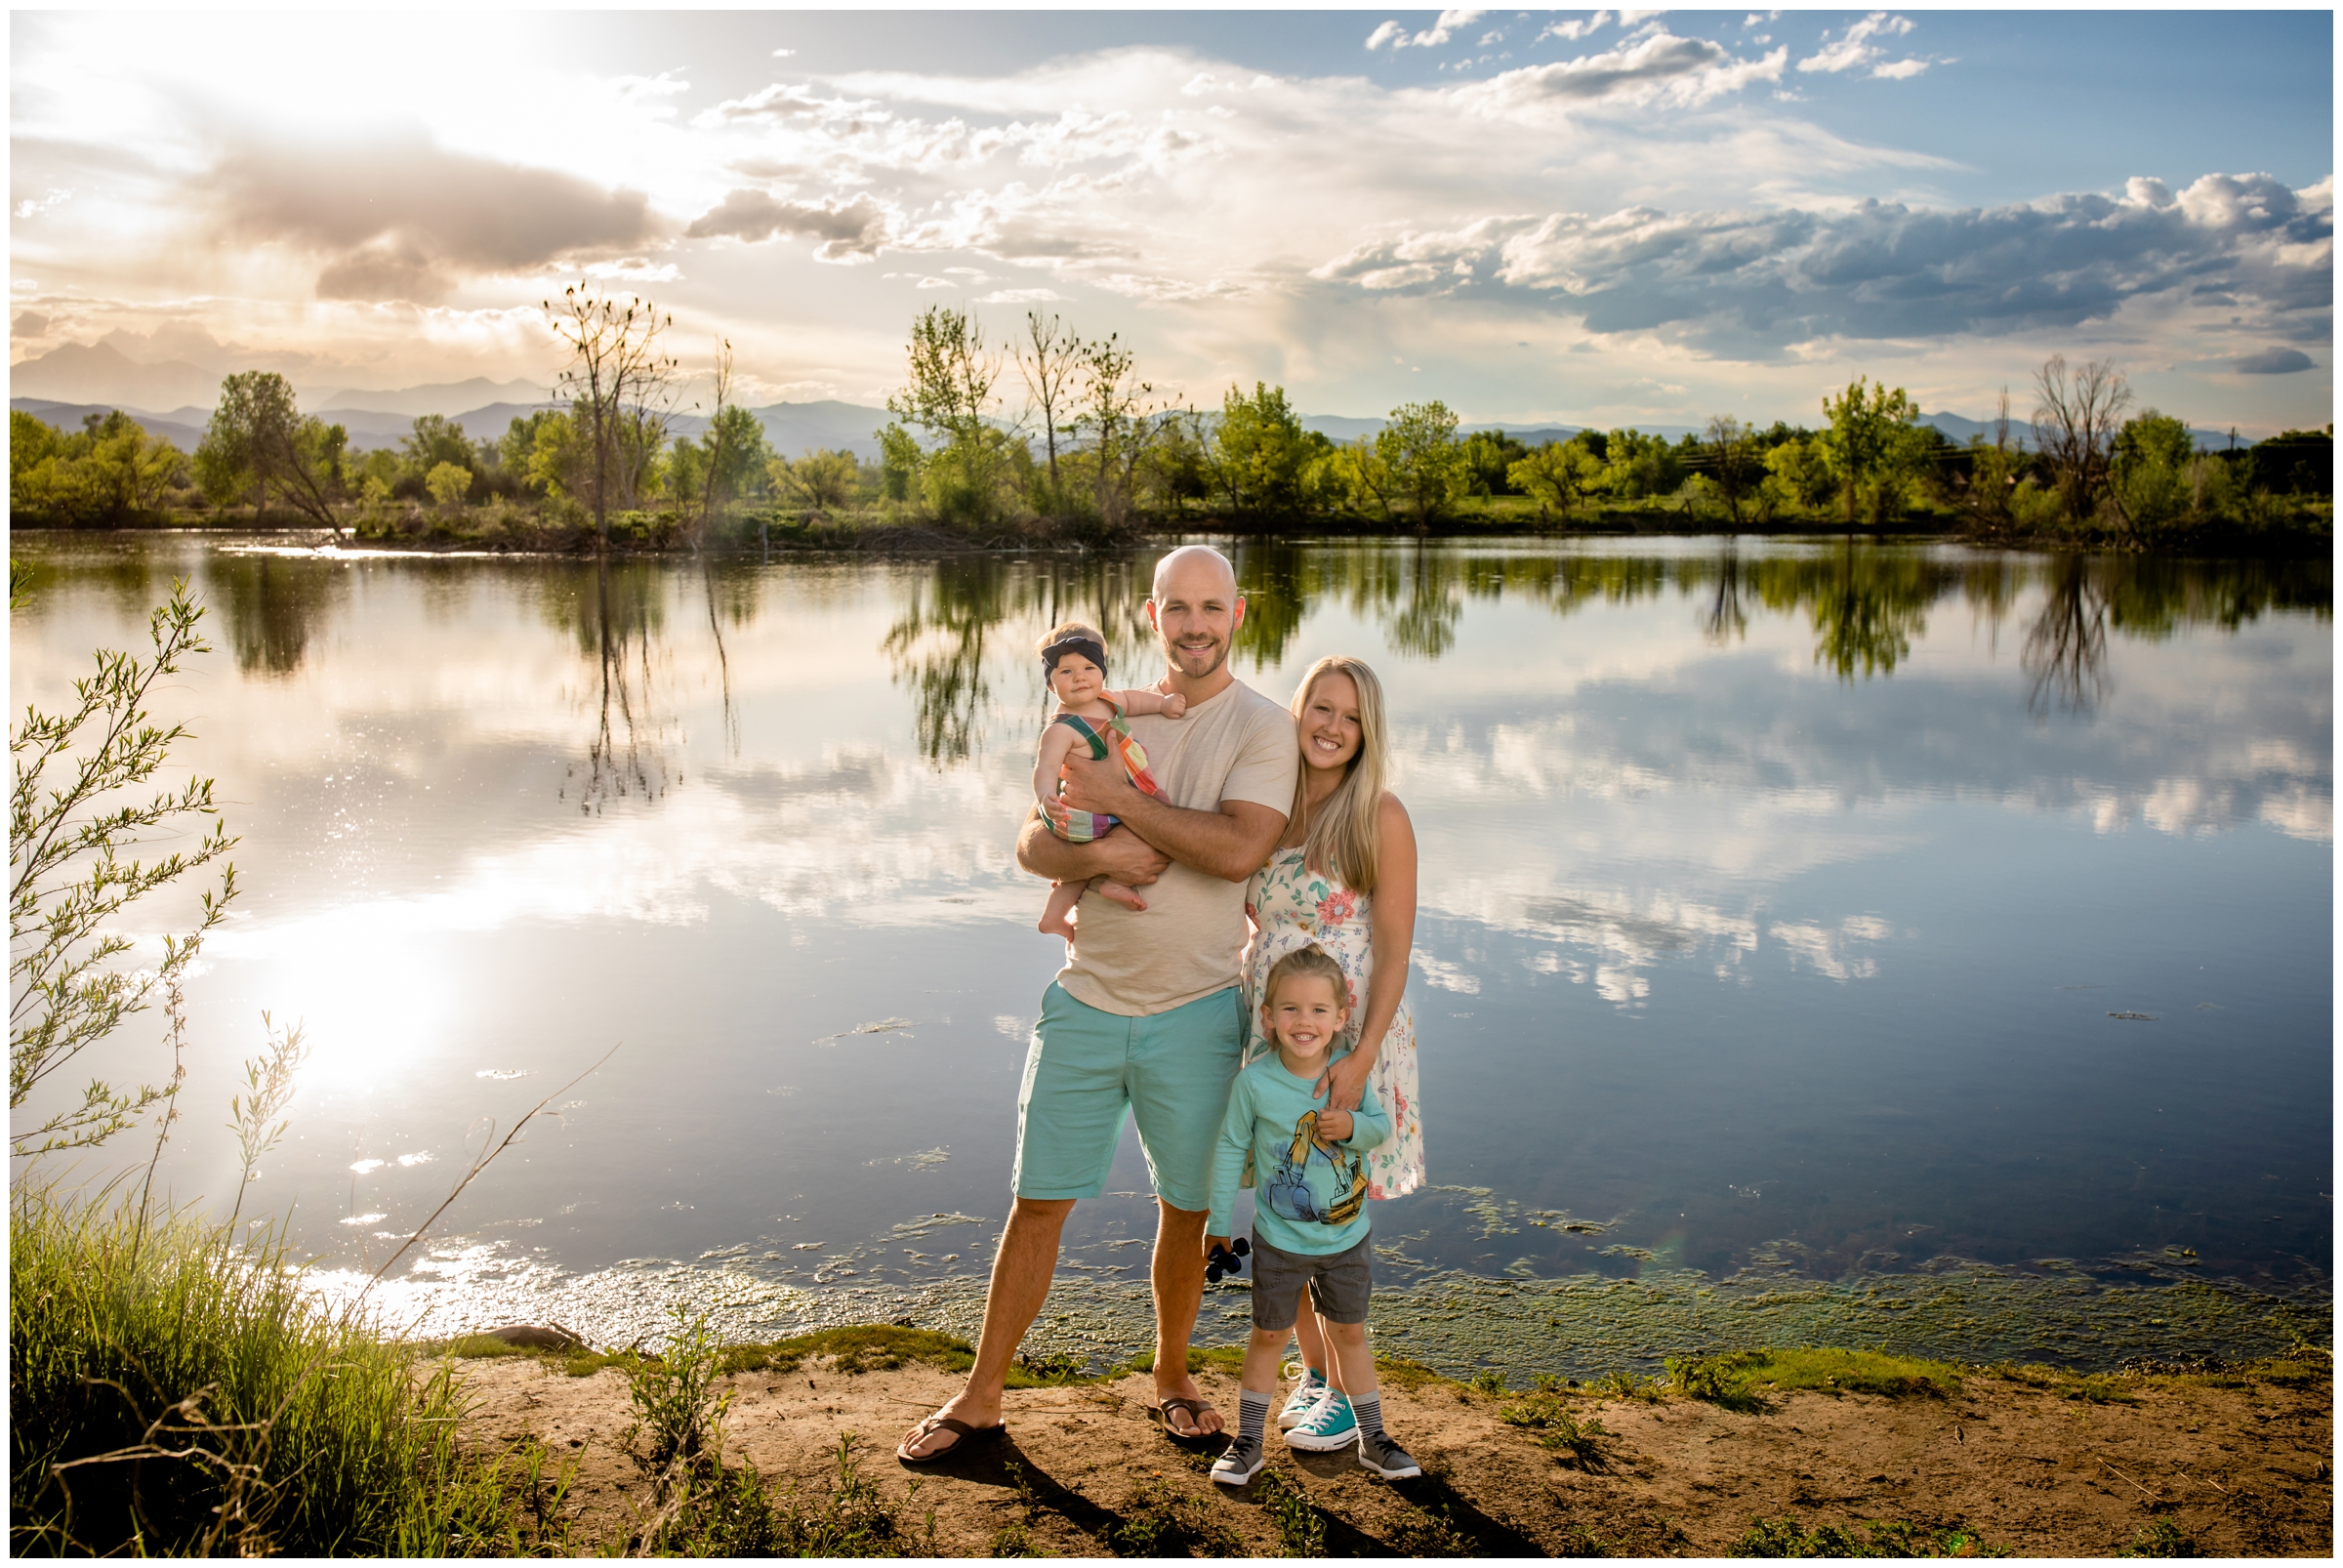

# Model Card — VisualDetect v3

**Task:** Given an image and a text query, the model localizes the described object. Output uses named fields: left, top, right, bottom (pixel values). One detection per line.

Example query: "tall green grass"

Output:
left=9, top=1183, right=538, bottom=1556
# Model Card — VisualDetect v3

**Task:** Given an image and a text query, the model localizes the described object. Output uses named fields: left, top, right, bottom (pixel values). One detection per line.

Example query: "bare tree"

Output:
left=2032, top=354, right=2133, bottom=539
left=694, top=339, right=733, bottom=551
left=1077, top=333, right=1160, bottom=527
left=1013, top=311, right=1083, bottom=503
left=546, top=284, right=678, bottom=548
left=1703, top=415, right=1759, bottom=525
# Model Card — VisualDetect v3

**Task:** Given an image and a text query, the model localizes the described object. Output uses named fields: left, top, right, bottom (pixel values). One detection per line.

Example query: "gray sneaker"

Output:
left=1356, top=1431, right=1420, bottom=1480
left=1211, top=1436, right=1267, bottom=1486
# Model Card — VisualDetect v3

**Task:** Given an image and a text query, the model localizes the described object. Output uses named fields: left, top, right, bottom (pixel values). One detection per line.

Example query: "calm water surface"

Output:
left=10, top=534, right=2331, bottom=1366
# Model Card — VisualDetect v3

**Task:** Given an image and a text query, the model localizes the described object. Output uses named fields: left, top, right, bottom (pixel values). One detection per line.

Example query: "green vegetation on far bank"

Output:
left=10, top=289, right=2332, bottom=552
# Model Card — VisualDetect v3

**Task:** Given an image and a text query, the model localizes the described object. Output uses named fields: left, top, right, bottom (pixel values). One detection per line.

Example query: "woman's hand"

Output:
left=1315, top=1043, right=1376, bottom=1115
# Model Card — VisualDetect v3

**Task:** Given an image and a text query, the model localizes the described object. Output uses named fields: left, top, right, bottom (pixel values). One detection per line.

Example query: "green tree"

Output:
left=887, top=306, right=1014, bottom=525
left=1139, top=408, right=1214, bottom=516
left=771, top=448, right=862, bottom=511
left=194, top=373, right=348, bottom=525
left=1319, top=436, right=1395, bottom=516
left=499, top=410, right=566, bottom=493
left=10, top=412, right=186, bottom=523
left=877, top=424, right=921, bottom=503
left=1076, top=332, right=1158, bottom=527
left=400, top=414, right=476, bottom=477
left=1506, top=440, right=1603, bottom=521
left=525, top=413, right=585, bottom=500
left=1212, top=382, right=1315, bottom=516
left=1377, top=400, right=1466, bottom=521
left=1763, top=435, right=1833, bottom=512
left=1599, top=429, right=1682, bottom=500
left=1460, top=429, right=1528, bottom=496
left=2112, top=409, right=2203, bottom=537
left=1817, top=376, right=1924, bottom=526
left=423, top=462, right=472, bottom=507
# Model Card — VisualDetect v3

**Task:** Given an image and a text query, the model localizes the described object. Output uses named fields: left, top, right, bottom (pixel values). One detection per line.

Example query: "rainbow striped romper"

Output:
left=1048, top=702, right=1164, bottom=844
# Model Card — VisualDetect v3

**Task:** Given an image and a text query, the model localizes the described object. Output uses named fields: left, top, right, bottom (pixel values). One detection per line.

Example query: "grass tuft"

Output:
left=1496, top=1389, right=1611, bottom=1465
left=1254, top=1468, right=1329, bottom=1556
left=10, top=1184, right=547, bottom=1556
left=1733, top=1514, right=2007, bottom=1558
left=1674, top=1347, right=1962, bottom=1411
left=2117, top=1518, right=2199, bottom=1558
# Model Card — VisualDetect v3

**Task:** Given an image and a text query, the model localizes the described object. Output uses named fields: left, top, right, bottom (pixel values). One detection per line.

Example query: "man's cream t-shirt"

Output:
left=1054, top=678, right=1299, bottom=1017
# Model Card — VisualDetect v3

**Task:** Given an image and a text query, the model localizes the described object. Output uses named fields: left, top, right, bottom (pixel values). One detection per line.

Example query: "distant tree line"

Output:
left=8, top=285, right=2331, bottom=548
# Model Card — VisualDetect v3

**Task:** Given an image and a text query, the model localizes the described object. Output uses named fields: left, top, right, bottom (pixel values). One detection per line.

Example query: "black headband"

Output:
left=1042, top=634, right=1108, bottom=678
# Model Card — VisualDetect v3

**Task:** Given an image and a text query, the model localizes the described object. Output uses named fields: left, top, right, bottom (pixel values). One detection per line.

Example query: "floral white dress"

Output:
left=1240, top=846, right=1424, bottom=1200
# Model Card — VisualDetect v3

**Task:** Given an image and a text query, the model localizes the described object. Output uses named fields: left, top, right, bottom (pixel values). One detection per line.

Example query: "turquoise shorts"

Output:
left=1012, top=982, right=1246, bottom=1214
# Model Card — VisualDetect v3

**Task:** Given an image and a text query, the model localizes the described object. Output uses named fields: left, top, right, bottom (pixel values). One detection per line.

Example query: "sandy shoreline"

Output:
left=454, top=1344, right=2331, bottom=1556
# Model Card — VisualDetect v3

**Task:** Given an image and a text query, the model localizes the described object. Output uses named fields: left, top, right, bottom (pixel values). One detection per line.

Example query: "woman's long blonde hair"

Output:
left=1289, top=655, right=1388, bottom=892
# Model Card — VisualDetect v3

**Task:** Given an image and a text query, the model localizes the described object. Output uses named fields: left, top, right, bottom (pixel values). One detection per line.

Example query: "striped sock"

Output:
left=1350, top=1391, right=1385, bottom=1441
left=1237, top=1389, right=1270, bottom=1454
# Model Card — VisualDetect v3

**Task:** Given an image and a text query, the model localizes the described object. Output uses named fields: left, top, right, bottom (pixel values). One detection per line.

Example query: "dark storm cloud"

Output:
left=206, top=136, right=665, bottom=304
left=1314, top=173, right=2333, bottom=357
left=683, top=189, right=891, bottom=263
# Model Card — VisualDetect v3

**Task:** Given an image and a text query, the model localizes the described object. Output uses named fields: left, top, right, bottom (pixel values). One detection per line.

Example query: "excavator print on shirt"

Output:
left=1261, top=1109, right=1369, bottom=1229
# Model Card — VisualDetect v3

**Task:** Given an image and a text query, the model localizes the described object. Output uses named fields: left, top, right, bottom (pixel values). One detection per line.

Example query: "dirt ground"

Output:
left=456, top=1354, right=2333, bottom=1556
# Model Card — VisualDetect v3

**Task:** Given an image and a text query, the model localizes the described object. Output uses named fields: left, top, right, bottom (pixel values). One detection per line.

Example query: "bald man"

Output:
left=900, top=545, right=1297, bottom=1459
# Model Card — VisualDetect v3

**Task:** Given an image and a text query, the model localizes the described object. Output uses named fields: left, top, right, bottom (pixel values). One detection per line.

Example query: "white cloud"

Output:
left=1459, top=31, right=1787, bottom=117
left=1313, top=173, right=2335, bottom=360
left=1368, top=9, right=1486, bottom=51
left=1798, top=11, right=1931, bottom=79
left=977, top=287, right=1067, bottom=304
left=1541, top=12, right=1614, bottom=44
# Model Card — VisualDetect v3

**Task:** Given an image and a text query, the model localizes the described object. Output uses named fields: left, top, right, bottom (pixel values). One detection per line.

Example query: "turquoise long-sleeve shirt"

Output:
left=1208, top=1051, right=1391, bottom=1257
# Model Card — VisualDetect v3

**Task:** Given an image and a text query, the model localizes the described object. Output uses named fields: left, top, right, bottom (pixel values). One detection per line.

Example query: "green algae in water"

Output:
left=406, top=1256, right=2326, bottom=1385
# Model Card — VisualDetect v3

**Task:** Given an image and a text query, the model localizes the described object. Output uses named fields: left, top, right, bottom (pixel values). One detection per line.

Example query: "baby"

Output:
left=1205, top=944, right=1418, bottom=1485
left=1032, top=622, right=1185, bottom=939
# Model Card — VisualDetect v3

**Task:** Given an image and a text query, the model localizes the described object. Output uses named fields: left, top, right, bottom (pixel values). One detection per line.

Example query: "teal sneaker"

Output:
left=1278, top=1371, right=1330, bottom=1430
left=1284, top=1389, right=1357, bottom=1452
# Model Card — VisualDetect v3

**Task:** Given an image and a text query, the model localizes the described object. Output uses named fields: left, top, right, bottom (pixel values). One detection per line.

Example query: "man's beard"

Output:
left=1162, top=633, right=1228, bottom=680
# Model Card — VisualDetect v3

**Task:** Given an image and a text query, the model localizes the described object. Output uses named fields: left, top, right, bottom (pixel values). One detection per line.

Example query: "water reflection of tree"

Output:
left=2023, top=556, right=2110, bottom=717
left=542, top=559, right=673, bottom=811
left=1702, top=545, right=1747, bottom=645
left=1804, top=539, right=1932, bottom=681
left=206, top=554, right=347, bottom=678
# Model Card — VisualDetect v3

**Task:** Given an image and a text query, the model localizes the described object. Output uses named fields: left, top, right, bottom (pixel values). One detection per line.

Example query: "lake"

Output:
left=8, top=532, right=2331, bottom=1377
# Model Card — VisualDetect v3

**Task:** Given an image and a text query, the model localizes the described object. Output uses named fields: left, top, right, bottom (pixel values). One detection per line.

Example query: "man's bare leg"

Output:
left=1152, top=1198, right=1223, bottom=1435
left=899, top=1196, right=1072, bottom=1459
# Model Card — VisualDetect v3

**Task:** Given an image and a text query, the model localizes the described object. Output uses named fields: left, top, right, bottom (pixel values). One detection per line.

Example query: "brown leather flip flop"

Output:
left=1155, top=1396, right=1221, bottom=1440
left=896, top=1413, right=1005, bottom=1465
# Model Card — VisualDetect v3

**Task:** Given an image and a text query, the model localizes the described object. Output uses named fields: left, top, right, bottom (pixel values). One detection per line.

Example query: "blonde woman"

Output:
left=1237, top=655, right=1423, bottom=1447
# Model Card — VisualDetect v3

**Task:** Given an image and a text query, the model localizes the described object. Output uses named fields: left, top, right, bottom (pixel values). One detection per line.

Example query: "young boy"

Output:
left=1204, top=944, right=1419, bottom=1484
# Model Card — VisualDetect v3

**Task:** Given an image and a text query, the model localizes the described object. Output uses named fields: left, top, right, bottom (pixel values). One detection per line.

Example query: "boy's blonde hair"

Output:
left=1262, top=944, right=1348, bottom=1011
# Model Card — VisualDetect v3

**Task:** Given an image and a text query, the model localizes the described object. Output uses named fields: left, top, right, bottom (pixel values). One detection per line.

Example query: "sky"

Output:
left=9, top=8, right=2334, bottom=433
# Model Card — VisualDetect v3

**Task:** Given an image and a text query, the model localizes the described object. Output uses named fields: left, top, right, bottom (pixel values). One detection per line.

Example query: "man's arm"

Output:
left=1054, top=753, right=1286, bottom=883
left=1014, top=807, right=1173, bottom=886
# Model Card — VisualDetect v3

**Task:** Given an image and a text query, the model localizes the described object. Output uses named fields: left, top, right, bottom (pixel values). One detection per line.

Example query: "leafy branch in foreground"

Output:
left=10, top=578, right=238, bottom=1155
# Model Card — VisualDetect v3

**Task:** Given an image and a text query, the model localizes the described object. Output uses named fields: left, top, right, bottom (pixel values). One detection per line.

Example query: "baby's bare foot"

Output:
left=1038, top=910, right=1076, bottom=938
left=1095, top=880, right=1148, bottom=912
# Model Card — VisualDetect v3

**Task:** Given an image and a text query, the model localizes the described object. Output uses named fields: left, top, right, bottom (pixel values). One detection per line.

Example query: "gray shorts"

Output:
left=1249, top=1233, right=1373, bottom=1330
